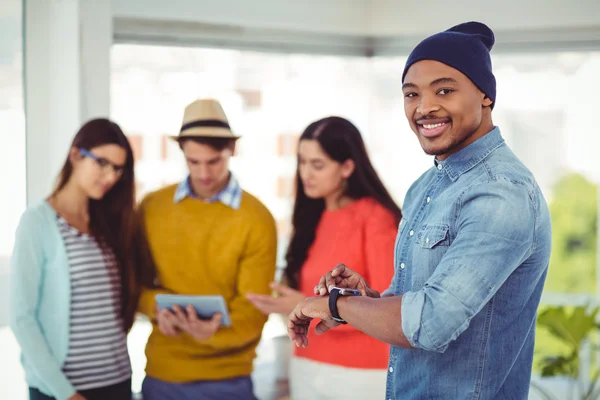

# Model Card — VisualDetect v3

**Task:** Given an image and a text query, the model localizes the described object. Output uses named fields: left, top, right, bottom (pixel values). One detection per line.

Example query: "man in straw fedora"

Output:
left=136, top=99, right=277, bottom=400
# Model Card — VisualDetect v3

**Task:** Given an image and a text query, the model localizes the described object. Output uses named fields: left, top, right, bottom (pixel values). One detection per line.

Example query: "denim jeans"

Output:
left=142, top=375, right=256, bottom=400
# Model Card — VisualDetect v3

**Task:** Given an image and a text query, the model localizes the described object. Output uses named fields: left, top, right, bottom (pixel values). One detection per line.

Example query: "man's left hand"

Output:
left=172, top=305, right=222, bottom=341
left=287, top=296, right=340, bottom=348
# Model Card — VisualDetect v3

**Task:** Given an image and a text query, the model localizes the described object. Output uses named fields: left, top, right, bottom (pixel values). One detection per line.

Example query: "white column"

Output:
left=24, top=0, right=112, bottom=205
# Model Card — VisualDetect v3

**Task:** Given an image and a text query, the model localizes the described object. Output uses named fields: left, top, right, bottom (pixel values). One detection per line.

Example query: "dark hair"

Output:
left=52, top=118, right=138, bottom=331
left=284, top=116, right=402, bottom=289
left=178, top=136, right=236, bottom=151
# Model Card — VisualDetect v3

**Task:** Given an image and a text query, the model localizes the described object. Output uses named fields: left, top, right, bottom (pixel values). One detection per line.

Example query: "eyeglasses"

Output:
left=79, top=148, right=126, bottom=177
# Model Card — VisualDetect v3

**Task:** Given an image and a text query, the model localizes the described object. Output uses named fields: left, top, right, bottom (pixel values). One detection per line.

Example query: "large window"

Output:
left=375, top=52, right=600, bottom=398
left=112, top=44, right=600, bottom=398
left=0, top=1, right=27, bottom=399
left=111, top=46, right=377, bottom=396
left=493, top=52, right=600, bottom=298
left=373, top=51, right=600, bottom=305
left=111, top=46, right=379, bottom=266
left=1, top=35, right=596, bottom=399
left=492, top=52, right=600, bottom=398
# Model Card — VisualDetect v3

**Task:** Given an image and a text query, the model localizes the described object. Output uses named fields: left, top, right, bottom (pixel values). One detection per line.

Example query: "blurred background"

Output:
left=1, top=0, right=599, bottom=399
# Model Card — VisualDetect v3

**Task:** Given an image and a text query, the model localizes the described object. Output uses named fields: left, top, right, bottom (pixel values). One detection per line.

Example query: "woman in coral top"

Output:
left=247, top=116, right=401, bottom=399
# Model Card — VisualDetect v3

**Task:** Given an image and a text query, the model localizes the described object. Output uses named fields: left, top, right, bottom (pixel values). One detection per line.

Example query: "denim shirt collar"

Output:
left=434, top=127, right=505, bottom=182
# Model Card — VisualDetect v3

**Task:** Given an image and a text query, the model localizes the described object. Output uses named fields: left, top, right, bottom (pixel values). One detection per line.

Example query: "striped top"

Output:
left=57, top=214, right=131, bottom=390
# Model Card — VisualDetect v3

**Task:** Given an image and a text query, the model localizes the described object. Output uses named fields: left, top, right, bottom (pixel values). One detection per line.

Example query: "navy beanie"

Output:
left=402, top=21, right=496, bottom=106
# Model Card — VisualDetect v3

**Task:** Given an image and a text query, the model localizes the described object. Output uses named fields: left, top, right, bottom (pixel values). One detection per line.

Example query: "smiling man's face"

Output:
left=402, top=60, right=493, bottom=160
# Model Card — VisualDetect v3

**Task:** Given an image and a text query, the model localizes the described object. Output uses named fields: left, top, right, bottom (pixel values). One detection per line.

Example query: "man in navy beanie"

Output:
left=287, top=21, right=552, bottom=399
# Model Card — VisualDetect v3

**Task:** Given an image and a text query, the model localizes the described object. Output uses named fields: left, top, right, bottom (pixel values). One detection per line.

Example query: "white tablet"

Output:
left=155, top=294, right=232, bottom=327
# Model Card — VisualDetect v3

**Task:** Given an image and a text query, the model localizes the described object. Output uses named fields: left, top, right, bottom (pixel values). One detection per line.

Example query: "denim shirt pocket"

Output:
left=412, top=224, right=451, bottom=288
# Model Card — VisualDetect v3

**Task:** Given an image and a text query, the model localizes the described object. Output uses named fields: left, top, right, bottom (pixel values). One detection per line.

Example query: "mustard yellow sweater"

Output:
left=138, top=184, right=277, bottom=382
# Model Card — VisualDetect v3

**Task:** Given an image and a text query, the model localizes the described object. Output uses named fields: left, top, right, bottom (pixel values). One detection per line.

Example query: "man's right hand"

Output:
left=314, top=263, right=380, bottom=298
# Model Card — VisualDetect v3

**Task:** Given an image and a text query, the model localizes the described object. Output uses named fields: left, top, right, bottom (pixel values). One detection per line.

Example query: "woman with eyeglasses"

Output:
left=9, top=119, right=139, bottom=400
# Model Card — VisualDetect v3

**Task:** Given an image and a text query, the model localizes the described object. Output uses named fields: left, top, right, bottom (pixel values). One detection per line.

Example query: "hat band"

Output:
left=180, top=119, right=230, bottom=132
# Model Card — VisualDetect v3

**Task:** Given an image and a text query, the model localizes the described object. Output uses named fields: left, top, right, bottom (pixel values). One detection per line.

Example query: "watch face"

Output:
left=337, top=288, right=361, bottom=296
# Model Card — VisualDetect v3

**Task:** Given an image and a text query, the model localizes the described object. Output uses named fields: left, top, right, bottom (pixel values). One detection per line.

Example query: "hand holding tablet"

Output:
left=155, top=294, right=232, bottom=327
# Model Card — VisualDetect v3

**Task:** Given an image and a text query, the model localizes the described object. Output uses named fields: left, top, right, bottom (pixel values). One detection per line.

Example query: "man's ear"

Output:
left=482, top=96, right=493, bottom=108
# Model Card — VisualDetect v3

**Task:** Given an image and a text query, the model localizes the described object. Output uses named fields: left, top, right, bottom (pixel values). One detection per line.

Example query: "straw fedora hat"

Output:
left=170, top=99, right=240, bottom=141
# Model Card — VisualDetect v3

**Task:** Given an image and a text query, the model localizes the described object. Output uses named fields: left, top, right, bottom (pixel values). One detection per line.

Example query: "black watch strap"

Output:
left=329, top=288, right=347, bottom=324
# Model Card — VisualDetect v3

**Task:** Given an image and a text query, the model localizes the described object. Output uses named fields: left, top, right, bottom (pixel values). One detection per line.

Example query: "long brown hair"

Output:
left=284, top=117, right=402, bottom=289
left=53, top=118, right=139, bottom=331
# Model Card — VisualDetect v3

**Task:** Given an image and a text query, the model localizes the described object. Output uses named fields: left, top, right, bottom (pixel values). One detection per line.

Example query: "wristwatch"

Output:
left=329, top=287, right=361, bottom=324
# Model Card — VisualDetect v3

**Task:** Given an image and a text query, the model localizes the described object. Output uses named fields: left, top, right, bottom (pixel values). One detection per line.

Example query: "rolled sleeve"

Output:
left=401, top=178, right=536, bottom=352
left=401, top=290, right=429, bottom=350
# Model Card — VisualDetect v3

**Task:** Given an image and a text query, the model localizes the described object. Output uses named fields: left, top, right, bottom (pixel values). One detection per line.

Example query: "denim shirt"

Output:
left=386, top=127, right=552, bottom=400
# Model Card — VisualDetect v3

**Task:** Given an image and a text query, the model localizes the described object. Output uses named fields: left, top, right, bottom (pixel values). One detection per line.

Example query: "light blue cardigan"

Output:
left=9, top=201, right=75, bottom=400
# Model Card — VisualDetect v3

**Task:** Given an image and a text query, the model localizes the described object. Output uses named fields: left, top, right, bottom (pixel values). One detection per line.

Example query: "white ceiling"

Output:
left=112, top=0, right=368, bottom=36
left=111, top=0, right=600, bottom=55
left=369, top=0, right=600, bottom=36
left=112, top=0, right=600, bottom=36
